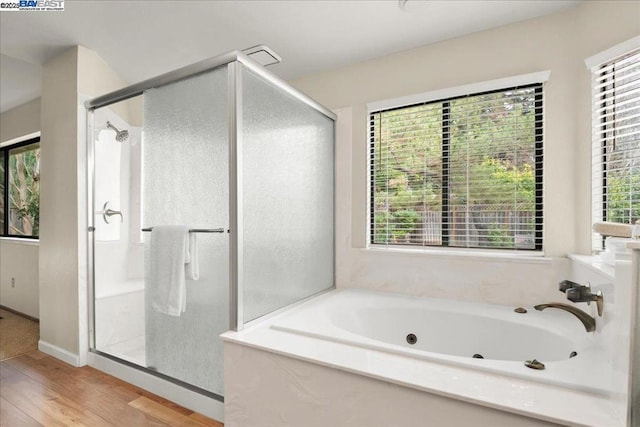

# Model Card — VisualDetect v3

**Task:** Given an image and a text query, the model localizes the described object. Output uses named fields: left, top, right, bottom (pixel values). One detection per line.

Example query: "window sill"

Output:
left=362, top=245, right=551, bottom=264
left=568, top=254, right=615, bottom=280
left=0, top=237, right=40, bottom=245
left=627, top=241, right=640, bottom=251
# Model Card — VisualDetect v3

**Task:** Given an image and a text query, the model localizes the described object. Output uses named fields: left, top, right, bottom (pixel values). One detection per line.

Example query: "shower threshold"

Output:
left=98, top=335, right=146, bottom=366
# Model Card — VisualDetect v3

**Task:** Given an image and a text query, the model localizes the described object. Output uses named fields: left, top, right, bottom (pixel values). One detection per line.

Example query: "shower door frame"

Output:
left=85, top=50, right=336, bottom=396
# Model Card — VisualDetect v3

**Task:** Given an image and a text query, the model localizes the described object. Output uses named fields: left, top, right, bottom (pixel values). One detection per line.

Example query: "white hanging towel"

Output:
left=185, top=232, right=199, bottom=281
left=149, top=225, right=195, bottom=316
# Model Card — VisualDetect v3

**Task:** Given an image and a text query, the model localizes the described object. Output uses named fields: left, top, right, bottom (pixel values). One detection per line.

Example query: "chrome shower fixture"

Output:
left=106, top=121, right=129, bottom=142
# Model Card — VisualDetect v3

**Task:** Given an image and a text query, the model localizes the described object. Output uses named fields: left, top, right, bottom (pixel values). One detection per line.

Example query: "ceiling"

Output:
left=0, top=0, right=582, bottom=113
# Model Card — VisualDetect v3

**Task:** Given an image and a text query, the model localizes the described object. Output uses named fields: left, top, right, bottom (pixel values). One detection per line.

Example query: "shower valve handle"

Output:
left=97, top=201, right=123, bottom=224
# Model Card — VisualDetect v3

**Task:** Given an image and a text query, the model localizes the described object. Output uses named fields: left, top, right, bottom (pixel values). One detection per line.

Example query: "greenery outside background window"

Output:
left=1, top=137, right=40, bottom=238
left=370, top=84, right=543, bottom=251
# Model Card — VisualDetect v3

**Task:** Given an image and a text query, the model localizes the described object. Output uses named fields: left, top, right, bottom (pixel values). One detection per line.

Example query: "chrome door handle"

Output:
left=97, top=201, right=123, bottom=224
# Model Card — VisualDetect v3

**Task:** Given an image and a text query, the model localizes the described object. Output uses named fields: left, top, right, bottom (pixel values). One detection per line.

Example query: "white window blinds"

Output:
left=370, top=84, right=543, bottom=251
left=591, top=48, right=640, bottom=251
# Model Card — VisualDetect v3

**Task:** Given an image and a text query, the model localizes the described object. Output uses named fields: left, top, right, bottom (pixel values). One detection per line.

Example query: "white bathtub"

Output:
left=270, top=288, right=607, bottom=394
left=223, top=288, right=620, bottom=426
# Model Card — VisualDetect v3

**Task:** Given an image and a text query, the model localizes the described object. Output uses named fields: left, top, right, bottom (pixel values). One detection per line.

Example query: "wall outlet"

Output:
left=11, top=277, right=15, bottom=288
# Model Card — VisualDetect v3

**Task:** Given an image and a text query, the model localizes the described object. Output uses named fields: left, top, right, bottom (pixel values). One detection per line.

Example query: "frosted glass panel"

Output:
left=143, top=66, right=228, bottom=395
left=242, top=68, right=335, bottom=323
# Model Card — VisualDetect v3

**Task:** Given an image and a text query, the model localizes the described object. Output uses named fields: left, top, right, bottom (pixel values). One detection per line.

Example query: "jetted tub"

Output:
left=270, top=288, right=609, bottom=394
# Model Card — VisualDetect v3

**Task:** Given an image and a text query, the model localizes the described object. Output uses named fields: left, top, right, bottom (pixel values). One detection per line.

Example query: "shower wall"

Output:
left=143, top=66, right=229, bottom=395
left=93, top=106, right=145, bottom=353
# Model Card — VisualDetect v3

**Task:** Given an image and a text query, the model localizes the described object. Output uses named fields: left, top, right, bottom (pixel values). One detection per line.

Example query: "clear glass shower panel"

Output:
left=142, top=66, right=228, bottom=395
left=241, top=68, right=335, bottom=323
left=92, top=97, right=146, bottom=368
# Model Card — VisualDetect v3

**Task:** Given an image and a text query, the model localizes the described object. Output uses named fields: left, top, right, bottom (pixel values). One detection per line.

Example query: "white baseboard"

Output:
left=88, top=352, right=224, bottom=422
left=38, top=340, right=82, bottom=367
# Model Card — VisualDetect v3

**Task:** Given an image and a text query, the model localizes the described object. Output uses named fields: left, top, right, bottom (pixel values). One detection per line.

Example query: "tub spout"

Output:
left=533, top=303, right=596, bottom=332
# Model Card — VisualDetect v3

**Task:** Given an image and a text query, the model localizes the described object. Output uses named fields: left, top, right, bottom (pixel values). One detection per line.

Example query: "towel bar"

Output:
left=142, top=227, right=226, bottom=233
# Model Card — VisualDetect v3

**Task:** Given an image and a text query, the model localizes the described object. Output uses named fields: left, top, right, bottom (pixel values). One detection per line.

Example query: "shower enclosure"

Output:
left=85, top=51, right=335, bottom=400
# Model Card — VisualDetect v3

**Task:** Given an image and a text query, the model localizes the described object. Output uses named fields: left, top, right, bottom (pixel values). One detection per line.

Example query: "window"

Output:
left=369, top=84, right=543, bottom=251
left=1, top=137, right=40, bottom=238
left=591, top=48, right=640, bottom=251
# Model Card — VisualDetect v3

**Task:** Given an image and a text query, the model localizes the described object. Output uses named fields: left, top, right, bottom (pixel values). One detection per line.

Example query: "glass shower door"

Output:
left=91, top=65, right=229, bottom=397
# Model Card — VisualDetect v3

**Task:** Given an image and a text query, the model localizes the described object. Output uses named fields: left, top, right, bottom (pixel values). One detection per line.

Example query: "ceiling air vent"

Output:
left=242, top=45, right=282, bottom=67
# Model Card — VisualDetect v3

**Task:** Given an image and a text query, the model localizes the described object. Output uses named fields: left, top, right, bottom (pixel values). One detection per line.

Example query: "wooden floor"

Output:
left=0, top=350, right=224, bottom=426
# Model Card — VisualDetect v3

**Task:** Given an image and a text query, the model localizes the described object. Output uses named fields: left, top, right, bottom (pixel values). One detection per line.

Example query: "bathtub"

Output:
left=270, top=288, right=607, bottom=394
left=223, top=288, right=620, bottom=426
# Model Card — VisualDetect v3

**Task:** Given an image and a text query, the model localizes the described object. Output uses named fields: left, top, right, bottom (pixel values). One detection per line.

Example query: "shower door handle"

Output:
left=97, top=201, right=123, bottom=224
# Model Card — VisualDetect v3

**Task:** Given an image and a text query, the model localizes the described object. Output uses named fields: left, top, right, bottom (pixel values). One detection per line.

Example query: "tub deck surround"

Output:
left=221, top=288, right=622, bottom=427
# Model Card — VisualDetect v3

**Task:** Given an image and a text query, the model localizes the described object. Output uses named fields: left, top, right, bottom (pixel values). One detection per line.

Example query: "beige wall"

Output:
left=0, top=99, right=41, bottom=318
left=0, top=98, right=40, bottom=142
left=291, top=0, right=640, bottom=258
left=0, top=240, right=39, bottom=318
left=39, top=45, right=126, bottom=363
left=39, top=46, right=81, bottom=357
